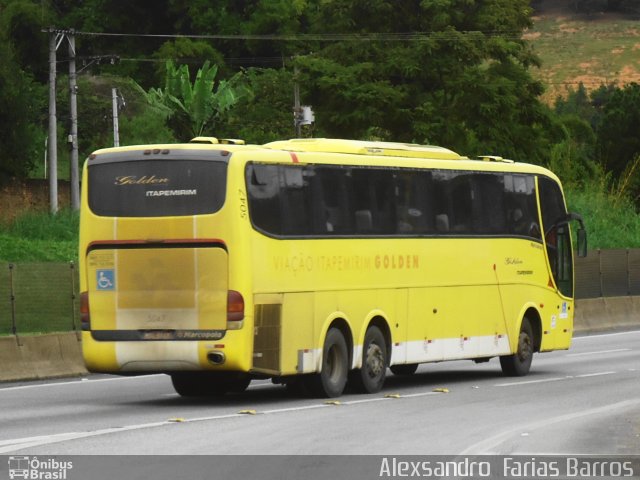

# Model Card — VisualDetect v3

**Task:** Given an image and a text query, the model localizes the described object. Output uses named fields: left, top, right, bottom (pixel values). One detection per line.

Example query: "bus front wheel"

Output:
left=350, top=326, right=388, bottom=393
left=500, top=318, right=534, bottom=377
left=307, top=327, right=349, bottom=398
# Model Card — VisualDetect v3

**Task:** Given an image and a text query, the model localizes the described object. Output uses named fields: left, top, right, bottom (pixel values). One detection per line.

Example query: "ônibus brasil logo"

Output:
left=7, top=456, right=73, bottom=480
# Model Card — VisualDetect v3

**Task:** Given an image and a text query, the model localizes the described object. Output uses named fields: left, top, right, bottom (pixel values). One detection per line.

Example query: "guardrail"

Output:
left=1, top=254, right=639, bottom=383
left=575, top=249, right=640, bottom=299
left=0, top=251, right=638, bottom=336
left=0, top=262, right=78, bottom=338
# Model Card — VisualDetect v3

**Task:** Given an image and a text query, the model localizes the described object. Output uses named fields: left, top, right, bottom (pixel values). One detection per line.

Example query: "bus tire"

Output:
left=390, top=363, right=418, bottom=376
left=500, top=318, right=534, bottom=377
left=222, top=374, right=252, bottom=394
left=171, top=373, right=208, bottom=397
left=170, top=372, right=250, bottom=397
left=307, top=328, right=349, bottom=398
left=350, top=326, right=388, bottom=393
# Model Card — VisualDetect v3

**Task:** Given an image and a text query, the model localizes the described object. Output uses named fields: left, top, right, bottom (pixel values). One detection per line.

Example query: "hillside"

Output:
left=529, top=0, right=640, bottom=102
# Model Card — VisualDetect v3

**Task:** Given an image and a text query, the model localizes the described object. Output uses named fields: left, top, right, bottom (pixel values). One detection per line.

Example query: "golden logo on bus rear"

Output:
left=114, top=175, right=170, bottom=186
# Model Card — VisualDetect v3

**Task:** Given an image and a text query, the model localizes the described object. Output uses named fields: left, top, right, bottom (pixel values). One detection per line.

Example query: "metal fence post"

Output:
left=598, top=249, right=603, bottom=297
left=69, top=261, right=80, bottom=340
left=8, top=263, right=21, bottom=346
left=626, top=248, right=631, bottom=295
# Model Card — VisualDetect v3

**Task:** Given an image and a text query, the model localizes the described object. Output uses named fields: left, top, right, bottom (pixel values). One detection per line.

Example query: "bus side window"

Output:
left=352, top=168, right=376, bottom=234
left=435, top=214, right=450, bottom=232
left=432, top=170, right=451, bottom=234
left=473, top=174, right=506, bottom=234
left=287, top=166, right=317, bottom=235
left=449, top=174, right=473, bottom=233
left=395, top=171, right=433, bottom=234
left=247, top=164, right=283, bottom=234
left=315, top=166, right=353, bottom=234
left=504, top=174, right=541, bottom=240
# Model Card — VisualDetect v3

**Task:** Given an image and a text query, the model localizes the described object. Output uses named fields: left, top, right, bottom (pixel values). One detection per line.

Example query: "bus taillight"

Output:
left=80, top=291, right=91, bottom=330
left=227, top=290, right=244, bottom=328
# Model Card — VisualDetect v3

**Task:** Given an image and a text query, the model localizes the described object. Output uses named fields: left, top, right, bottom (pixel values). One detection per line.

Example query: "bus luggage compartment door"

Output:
left=85, top=242, right=228, bottom=340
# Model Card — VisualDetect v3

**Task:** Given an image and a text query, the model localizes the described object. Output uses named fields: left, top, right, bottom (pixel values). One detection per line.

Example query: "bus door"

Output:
left=538, top=176, right=587, bottom=349
left=538, top=177, right=587, bottom=298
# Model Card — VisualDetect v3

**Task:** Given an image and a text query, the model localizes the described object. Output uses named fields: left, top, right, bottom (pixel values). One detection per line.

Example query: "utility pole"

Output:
left=46, top=27, right=83, bottom=213
left=293, top=66, right=302, bottom=138
left=68, top=31, right=80, bottom=211
left=48, top=29, right=59, bottom=214
left=112, top=88, right=120, bottom=147
left=293, top=65, right=314, bottom=137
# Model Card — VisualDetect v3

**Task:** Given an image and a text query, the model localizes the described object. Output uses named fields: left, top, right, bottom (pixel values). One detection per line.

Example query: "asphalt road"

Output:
left=1, top=330, right=638, bottom=456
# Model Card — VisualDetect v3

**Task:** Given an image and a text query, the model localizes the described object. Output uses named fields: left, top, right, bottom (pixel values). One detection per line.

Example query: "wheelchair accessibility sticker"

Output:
left=97, top=269, right=115, bottom=291
left=560, top=301, right=568, bottom=319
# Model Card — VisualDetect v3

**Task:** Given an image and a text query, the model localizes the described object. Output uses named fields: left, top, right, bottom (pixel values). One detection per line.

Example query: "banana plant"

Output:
left=139, top=60, right=251, bottom=139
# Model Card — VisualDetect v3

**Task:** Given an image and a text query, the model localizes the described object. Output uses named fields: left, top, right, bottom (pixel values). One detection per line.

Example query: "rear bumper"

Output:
left=81, top=330, right=251, bottom=373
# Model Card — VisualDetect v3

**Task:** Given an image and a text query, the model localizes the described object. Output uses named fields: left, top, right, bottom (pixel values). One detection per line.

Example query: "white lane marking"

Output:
left=0, top=389, right=451, bottom=453
left=573, top=330, right=640, bottom=340
left=459, top=398, right=640, bottom=455
left=341, top=397, right=392, bottom=405
left=258, top=404, right=332, bottom=415
left=0, top=421, right=170, bottom=454
left=567, top=349, right=631, bottom=357
left=575, top=371, right=616, bottom=378
left=0, top=375, right=166, bottom=393
left=495, top=377, right=566, bottom=387
left=495, top=371, right=617, bottom=387
left=399, top=392, right=444, bottom=399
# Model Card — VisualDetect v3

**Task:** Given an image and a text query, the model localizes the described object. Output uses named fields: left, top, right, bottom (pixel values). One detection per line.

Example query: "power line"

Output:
left=119, top=56, right=287, bottom=66
left=72, top=29, right=528, bottom=42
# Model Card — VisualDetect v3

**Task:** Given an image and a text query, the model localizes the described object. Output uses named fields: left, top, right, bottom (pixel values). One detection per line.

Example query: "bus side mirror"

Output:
left=577, top=228, right=587, bottom=258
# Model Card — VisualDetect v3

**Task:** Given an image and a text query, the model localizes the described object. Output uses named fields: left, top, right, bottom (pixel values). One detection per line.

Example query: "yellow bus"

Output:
left=79, top=138, right=586, bottom=398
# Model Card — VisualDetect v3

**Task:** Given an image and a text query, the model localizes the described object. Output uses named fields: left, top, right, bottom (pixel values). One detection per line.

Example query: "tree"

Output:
left=218, top=68, right=295, bottom=143
left=596, top=83, right=640, bottom=178
left=0, top=0, right=52, bottom=83
left=138, top=60, right=251, bottom=140
left=152, top=38, right=228, bottom=83
left=570, top=0, right=609, bottom=13
left=0, top=16, right=45, bottom=179
left=294, top=0, right=554, bottom=163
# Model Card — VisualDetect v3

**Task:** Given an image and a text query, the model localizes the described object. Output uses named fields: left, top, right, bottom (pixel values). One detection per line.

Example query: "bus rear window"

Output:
left=88, top=159, right=227, bottom=217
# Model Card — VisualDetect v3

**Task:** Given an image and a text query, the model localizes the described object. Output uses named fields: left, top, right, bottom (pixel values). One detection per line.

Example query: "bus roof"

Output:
left=263, top=138, right=464, bottom=160
left=87, top=137, right=561, bottom=184
left=89, top=142, right=253, bottom=158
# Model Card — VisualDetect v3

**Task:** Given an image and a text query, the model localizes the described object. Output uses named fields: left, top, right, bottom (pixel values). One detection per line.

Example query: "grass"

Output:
left=528, top=14, right=640, bottom=102
left=0, top=210, right=79, bottom=333
left=566, top=185, right=640, bottom=249
left=0, top=209, right=78, bottom=262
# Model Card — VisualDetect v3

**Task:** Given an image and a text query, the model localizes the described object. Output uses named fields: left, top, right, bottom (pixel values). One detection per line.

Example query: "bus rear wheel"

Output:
left=349, top=326, right=388, bottom=393
left=171, top=372, right=251, bottom=397
left=307, top=327, right=349, bottom=398
left=500, top=318, right=534, bottom=377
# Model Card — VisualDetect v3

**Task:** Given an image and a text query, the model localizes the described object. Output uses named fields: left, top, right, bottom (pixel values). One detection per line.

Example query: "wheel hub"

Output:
left=366, top=344, right=385, bottom=378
